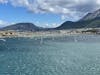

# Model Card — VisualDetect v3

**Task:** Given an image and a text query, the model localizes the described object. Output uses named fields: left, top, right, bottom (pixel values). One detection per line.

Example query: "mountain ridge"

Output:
left=1, top=23, right=42, bottom=31
left=81, top=9, right=100, bottom=21
left=56, top=8, right=100, bottom=30
left=1, top=8, right=100, bottom=31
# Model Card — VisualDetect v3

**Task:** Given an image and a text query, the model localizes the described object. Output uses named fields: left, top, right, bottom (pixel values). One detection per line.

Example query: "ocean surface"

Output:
left=0, top=35, right=100, bottom=75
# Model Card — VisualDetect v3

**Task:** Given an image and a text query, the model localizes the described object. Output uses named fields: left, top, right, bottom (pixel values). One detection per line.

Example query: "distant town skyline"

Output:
left=0, top=0, right=100, bottom=28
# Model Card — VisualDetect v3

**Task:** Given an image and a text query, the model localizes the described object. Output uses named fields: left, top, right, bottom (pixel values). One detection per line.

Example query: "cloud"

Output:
left=44, top=23, right=59, bottom=28
left=35, top=21, right=59, bottom=28
left=0, top=0, right=100, bottom=20
left=0, top=0, right=8, bottom=4
left=10, top=0, right=29, bottom=7
left=0, top=20, right=13, bottom=27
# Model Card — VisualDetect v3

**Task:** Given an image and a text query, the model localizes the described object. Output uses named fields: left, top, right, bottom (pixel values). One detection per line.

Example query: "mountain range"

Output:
left=1, top=8, right=100, bottom=31
left=56, top=8, right=100, bottom=30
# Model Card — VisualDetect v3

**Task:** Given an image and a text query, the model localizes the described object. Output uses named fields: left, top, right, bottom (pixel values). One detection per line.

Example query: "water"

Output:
left=0, top=35, right=100, bottom=75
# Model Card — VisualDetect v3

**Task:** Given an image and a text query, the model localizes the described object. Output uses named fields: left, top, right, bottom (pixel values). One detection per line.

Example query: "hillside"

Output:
left=1, top=23, right=41, bottom=31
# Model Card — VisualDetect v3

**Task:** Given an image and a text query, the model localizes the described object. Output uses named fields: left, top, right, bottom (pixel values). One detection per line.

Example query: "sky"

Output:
left=0, top=0, right=100, bottom=28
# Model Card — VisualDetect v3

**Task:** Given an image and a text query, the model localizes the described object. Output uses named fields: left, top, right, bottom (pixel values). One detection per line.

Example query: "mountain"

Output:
left=1, top=23, right=42, bottom=31
left=56, top=20, right=89, bottom=30
left=81, top=9, right=100, bottom=21
left=1, top=9, right=100, bottom=31
left=56, top=9, right=100, bottom=30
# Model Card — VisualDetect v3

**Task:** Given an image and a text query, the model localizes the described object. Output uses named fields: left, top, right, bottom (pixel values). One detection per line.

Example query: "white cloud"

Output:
left=44, top=23, right=59, bottom=28
left=35, top=21, right=59, bottom=28
left=0, top=0, right=8, bottom=4
left=0, top=0, right=100, bottom=20
left=97, top=0, right=100, bottom=5
left=0, top=20, right=13, bottom=27
left=10, top=0, right=29, bottom=7
left=52, top=23, right=59, bottom=28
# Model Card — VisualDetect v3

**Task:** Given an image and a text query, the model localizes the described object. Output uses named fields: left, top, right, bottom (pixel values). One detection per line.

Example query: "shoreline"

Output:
left=0, top=29, right=99, bottom=38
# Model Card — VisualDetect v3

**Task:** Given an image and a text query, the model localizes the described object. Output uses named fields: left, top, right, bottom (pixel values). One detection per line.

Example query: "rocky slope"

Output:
left=81, top=9, right=100, bottom=21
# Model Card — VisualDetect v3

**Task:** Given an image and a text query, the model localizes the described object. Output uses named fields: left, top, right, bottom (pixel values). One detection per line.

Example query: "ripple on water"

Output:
left=0, top=35, right=100, bottom=75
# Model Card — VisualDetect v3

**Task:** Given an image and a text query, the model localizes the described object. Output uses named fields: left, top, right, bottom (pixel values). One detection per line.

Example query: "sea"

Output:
left=0, top=35, right=100, bottom=75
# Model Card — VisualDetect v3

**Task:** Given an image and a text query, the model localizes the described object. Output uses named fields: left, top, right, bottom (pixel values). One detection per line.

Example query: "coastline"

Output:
left=0, top=28, right=99, bottom=38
